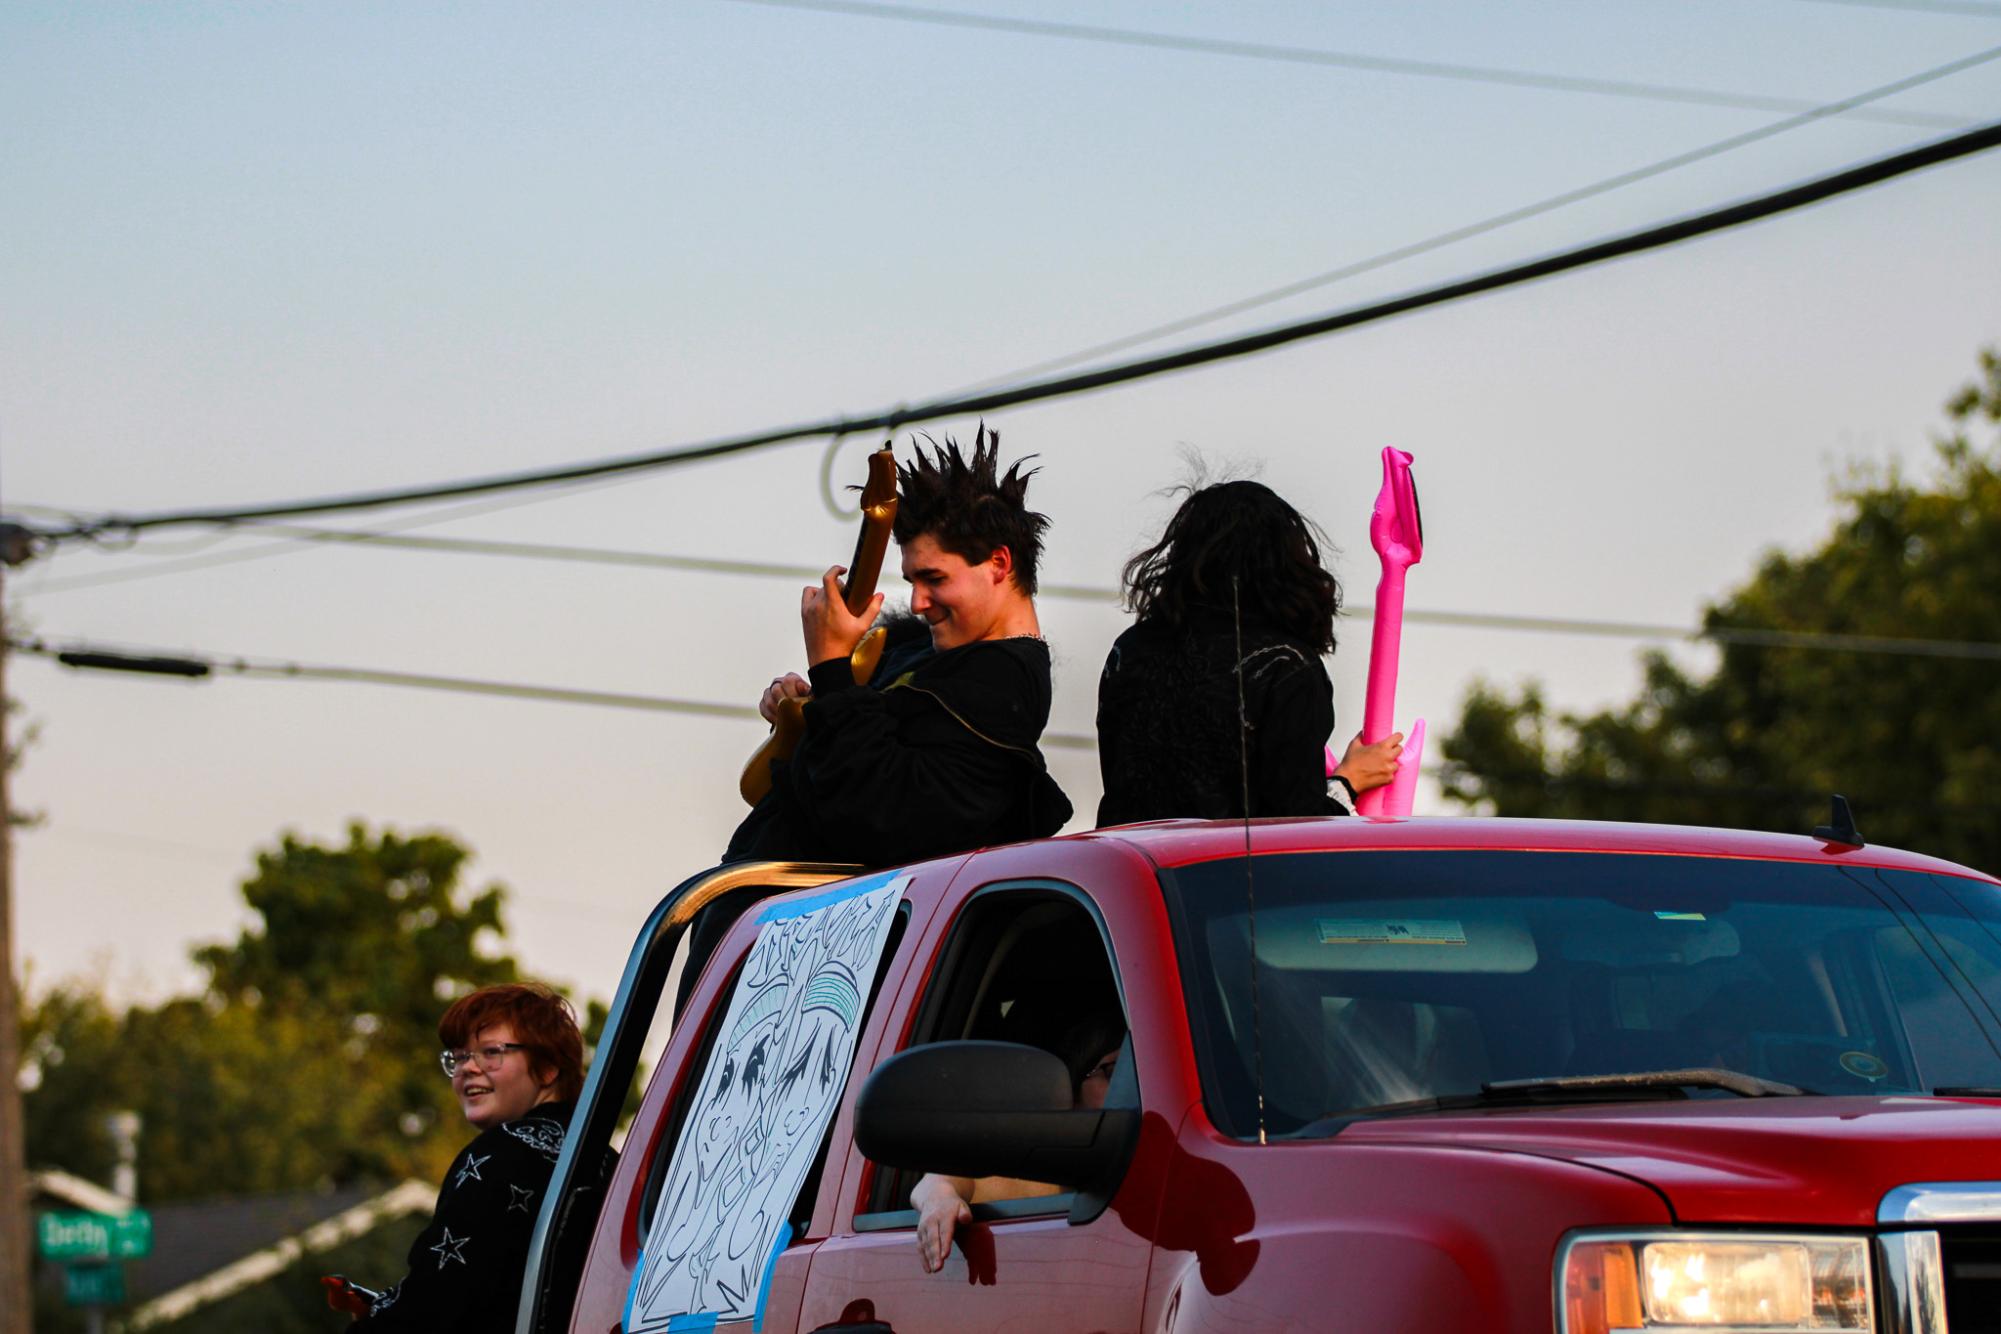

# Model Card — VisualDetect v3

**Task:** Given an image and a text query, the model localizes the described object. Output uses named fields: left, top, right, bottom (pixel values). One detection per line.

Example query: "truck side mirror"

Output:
left=854, top=1040, right=1138, bottom=1193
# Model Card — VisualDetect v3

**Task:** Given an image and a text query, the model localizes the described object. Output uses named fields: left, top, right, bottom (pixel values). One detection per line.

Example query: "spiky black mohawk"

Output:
left=892, top=423, right=1050, bottom=595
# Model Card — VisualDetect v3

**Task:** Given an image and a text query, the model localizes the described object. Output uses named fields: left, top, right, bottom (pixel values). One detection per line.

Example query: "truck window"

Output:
left=642, top=900, right=911, bottom=1241
left=1159, top=851, right=2001, bottom=1139
left=858, top=882, right=1132, bottom=1224
left=1871, top=868, right=2001, bottom=1023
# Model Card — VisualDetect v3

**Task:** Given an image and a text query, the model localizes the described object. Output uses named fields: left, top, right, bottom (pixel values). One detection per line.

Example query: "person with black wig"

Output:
left=724, top=425, right=1072, bottom=868
left=1095, top=479, right=1402, bottom=826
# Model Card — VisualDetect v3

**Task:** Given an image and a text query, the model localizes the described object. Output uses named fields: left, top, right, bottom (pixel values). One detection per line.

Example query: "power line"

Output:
left=948, top=39, right=2001, bottom=394
left=20, top=517, right=2001, bottom=662
left=721, top=0, right=1969, bottom=126
left=13, top=515, right=833, bottom=597
left=9, top=517, right=1113, bottom=601
left=24, top=39, right=1979, bottom=576
left=11, top=636, right=755, bottom=720
left=1784, top=0, right=2001, bottom=17
left=1406, top=607, right=2001, bottom=662
left=2, top=634, right=1098, bottom=750
left=31, top=116, right=2001, bottom=541
left=9, top=470, right=662, bottom=594
left=21, top=635, right=1996, bottom=819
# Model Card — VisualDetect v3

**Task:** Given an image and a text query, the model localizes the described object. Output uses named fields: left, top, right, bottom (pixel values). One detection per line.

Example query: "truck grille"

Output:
left=1942, top=1230, right=2001, bottom=1334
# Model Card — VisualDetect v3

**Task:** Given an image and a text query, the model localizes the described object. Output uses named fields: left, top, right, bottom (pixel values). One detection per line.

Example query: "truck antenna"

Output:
left=1232, top=577, right=1270, bottom=1145
left=1812, top=794, right=1865, bottom=849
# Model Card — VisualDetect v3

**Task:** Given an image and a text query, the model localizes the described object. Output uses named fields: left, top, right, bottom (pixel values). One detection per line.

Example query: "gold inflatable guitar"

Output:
left=738, top=443, right=900, bottom=806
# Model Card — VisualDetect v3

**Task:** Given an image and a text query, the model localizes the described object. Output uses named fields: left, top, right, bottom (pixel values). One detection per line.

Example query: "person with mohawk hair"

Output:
left=724, top=425, right=1073, bottom=868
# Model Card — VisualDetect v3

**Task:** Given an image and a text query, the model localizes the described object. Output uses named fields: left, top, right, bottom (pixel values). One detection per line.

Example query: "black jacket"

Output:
left=726, top=617, right=1073, bottom=868
left=354, top=1100, right=575, bottom=1332
left=1095, top=609, right=1348, bottom=826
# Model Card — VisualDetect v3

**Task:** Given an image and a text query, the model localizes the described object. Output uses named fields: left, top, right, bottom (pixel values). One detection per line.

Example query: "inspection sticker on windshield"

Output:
left=1318, top=918, right=1466, bottom=946
left=1653, top=911, right=1708, bottom=921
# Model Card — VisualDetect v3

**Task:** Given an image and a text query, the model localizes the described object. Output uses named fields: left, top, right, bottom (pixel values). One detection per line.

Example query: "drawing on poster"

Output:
left=625, top=875, right=906, bottom=1331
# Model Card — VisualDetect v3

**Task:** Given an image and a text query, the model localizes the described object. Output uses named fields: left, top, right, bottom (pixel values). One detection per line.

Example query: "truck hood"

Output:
left=1337, top=1095, right=2001, bottom=1226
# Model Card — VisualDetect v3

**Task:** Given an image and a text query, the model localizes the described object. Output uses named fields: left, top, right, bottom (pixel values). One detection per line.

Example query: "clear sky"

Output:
left=5, top=0, right=1999, bottom=1010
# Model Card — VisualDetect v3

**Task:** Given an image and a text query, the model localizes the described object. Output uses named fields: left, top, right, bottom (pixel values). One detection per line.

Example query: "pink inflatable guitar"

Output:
left=1357, top=446, right=1424, bottom=817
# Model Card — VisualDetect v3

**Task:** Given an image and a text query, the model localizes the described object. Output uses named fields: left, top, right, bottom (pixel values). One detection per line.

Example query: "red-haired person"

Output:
left=337, top=983, right=584, bottom=1330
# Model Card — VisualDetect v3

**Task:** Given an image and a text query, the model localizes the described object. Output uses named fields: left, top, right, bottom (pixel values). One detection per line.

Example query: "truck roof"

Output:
left=1072, top=815, right=1998, bottom=881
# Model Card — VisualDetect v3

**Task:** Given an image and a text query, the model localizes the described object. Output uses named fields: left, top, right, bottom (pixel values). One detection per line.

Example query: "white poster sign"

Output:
left=625, top=873, right=906, bottom=1332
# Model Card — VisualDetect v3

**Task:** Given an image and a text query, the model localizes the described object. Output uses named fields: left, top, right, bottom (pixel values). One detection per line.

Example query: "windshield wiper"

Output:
left=1934, top=1086, right=2001, bottom=1097
left=1487, top=1067, right=1806, bottom=1099
left=1287, top=1067, right=1808, bottom=1139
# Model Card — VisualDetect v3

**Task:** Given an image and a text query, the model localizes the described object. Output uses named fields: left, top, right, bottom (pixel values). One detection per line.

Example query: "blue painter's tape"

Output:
left=754, top=870, right=904, bottom=923
left=752, top=1221, right=794, bottom=1333
left=622, top=1253, right=646, bottom=1331
left=622, top=1259, right=719, bottom=1334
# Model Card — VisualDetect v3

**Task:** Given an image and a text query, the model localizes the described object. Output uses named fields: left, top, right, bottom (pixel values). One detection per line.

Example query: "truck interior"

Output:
left=1162, top=851, right=2001, bottom=1138
left=859, top=882, right=1132, bottom=1224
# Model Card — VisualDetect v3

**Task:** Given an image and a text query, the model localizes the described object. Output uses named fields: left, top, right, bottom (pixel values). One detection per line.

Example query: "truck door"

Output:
left=798, top=878, right=1158, bottom=1333
left=566, top=866, right=932, bottom=1334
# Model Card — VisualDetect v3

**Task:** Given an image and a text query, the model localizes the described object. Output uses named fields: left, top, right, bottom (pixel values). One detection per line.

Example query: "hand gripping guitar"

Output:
left=739, top=443, right=900, bottom=806
left=1356, top=447, right=1425, bottom=817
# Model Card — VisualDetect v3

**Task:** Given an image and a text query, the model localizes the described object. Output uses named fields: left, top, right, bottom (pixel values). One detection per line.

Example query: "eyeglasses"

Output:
left=439, top=1042, right=527, bottom=1079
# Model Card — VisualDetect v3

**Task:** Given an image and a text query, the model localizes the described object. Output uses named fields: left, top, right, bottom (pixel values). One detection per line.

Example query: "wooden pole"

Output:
left=0, top=555, right=36, bottom=1332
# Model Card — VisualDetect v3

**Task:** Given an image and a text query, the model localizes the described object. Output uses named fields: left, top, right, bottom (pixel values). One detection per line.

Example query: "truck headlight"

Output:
left=1560, top=1233, right=1872, bottom=1332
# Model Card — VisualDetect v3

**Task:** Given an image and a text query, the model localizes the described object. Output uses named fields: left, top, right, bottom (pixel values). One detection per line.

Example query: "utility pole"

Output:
left=1, top=521, right=39, bottom=1333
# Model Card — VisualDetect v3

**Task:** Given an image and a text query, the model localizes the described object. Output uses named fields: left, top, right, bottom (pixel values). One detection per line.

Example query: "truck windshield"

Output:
left=1159, top=851, right=2001, bottom=1139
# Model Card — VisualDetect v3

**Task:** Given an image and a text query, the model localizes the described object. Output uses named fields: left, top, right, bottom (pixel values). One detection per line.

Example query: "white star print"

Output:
left=454, top=1152, right=490, bottom=1188
left=508, top=1184, right=536, bottom=1213
left=430, top=1228, right=470, bottom=1270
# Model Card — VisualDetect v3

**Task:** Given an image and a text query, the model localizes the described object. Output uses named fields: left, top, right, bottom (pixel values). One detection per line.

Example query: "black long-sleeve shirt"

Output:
left=725, top=617, right=1073, bottom=868
left=1096, top=610, right=1350, bottom=827
left=353, top=1100, right=575, bottom=1333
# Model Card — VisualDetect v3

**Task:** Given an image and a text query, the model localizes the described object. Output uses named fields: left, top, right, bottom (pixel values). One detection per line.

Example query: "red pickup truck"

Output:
left=514, top=817, right=2001, bottom=1333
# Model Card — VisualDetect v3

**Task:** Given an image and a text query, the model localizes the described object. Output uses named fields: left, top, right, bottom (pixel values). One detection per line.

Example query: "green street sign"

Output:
left=63, top=1262, right=125, bottom=1306
left=37, top=1210, right=153, bottom=1261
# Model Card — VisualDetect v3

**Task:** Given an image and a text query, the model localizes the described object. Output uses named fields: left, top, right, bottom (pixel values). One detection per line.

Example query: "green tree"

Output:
left=123, top=997, right=429, bottom=1199
left=21, top=821, right=648, bottom=1328
left=24, top=985, right=471, bottom=1203
left=25, top=823, right=525, bottom=1201
left=1441, top=349, right=2001, bottom=875
left=19, top=982, right=126, bottom=1189
left=193, top=822, right=521, bottom=1183
left=195, top=822, right=517, bottom=1038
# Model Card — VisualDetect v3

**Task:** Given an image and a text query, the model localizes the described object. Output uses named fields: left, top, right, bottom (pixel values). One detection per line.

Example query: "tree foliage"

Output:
left=1441, top=349, right=2001, bottom=875
left=24, top=823, right=523, bottom=1202
left=20, top=983, right=124, bottom=1189
left=21, top=820, right=652, bottom=1324
left=196, top=823, right=516, bottom=1027
left=193, top=822, right=521, bottom=1179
